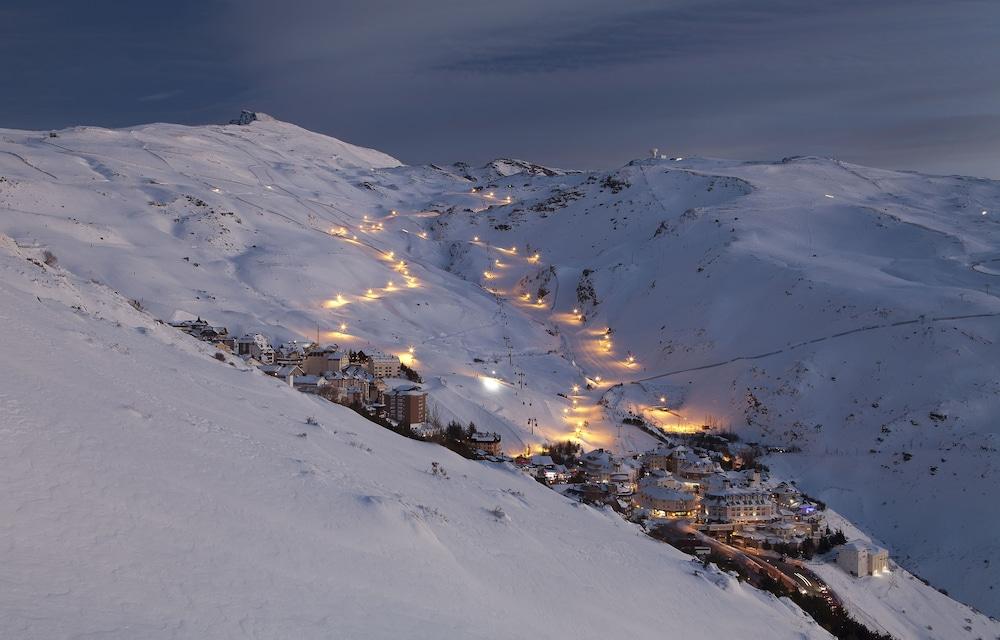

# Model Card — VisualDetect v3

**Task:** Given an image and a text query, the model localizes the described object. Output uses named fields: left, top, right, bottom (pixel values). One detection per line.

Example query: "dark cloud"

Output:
left=2, top=0, right=1000, bottom=177
left=439, top=1, right=806, bottom=74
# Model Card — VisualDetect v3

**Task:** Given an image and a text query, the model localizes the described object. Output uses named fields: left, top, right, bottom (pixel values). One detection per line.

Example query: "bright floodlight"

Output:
left=481, top=376, right=501, bottom=392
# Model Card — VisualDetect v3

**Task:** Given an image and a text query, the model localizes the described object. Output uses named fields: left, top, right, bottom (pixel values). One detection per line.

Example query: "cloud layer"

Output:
left=3, top=0, right=1000, bottom=176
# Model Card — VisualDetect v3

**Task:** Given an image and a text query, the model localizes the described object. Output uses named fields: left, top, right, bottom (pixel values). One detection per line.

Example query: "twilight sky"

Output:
left=4, top=0, right=1000, bottom=176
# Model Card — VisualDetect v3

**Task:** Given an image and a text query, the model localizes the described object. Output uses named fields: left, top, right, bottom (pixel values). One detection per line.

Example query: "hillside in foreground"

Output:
left=0, top=235, right=830, bottom=638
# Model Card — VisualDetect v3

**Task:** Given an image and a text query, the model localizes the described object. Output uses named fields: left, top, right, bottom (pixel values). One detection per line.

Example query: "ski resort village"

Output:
left=172, top=314, right=890, bottom=598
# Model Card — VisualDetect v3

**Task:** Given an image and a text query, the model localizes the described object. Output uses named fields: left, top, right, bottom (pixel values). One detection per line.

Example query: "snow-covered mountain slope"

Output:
left=0, top=235, right=829, bottom=638
left=438, top=156, right=1000, bottom=617
left=808, top=510, right=998, bottom=640
left=0, top=118, right=612, bottom=457
left=1, top=116, right=997, bottom=619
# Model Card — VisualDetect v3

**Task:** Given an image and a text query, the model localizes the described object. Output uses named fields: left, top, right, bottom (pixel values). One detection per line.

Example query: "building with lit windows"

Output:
left=386, top=384, right=426, bottom=425
left=366, top=351, right=402, bottom=378
left=702, top=487, right=776, bottom=524
left=636, top=484, right=698, bottom=518
left=838, top=541, right=889, bottom=577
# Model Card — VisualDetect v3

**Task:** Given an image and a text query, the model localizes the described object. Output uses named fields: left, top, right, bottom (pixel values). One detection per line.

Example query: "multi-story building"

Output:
left=324, top=364, right=383, bottom=404
left=642, top=444, right=673, bottom=471
left=386, top=385, right=426, bottom=425
left=636, top=484, right=698, bottom=518
left=469, top=431, right=502, bottom=455
left=702, top=487, right=776, bottom=524
left=837, top=541, right=889, bottom=577
left=236, top=333, right=275, bottom=364
left=366, top=351, right=402, bottom=378
left=302, top=347, right=349, bottom=375
left=275, top=341, right=311, bottom=366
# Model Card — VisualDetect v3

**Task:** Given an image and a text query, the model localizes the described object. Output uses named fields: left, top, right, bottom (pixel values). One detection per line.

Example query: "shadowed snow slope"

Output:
left=0, top=236, right=828, bottom=638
